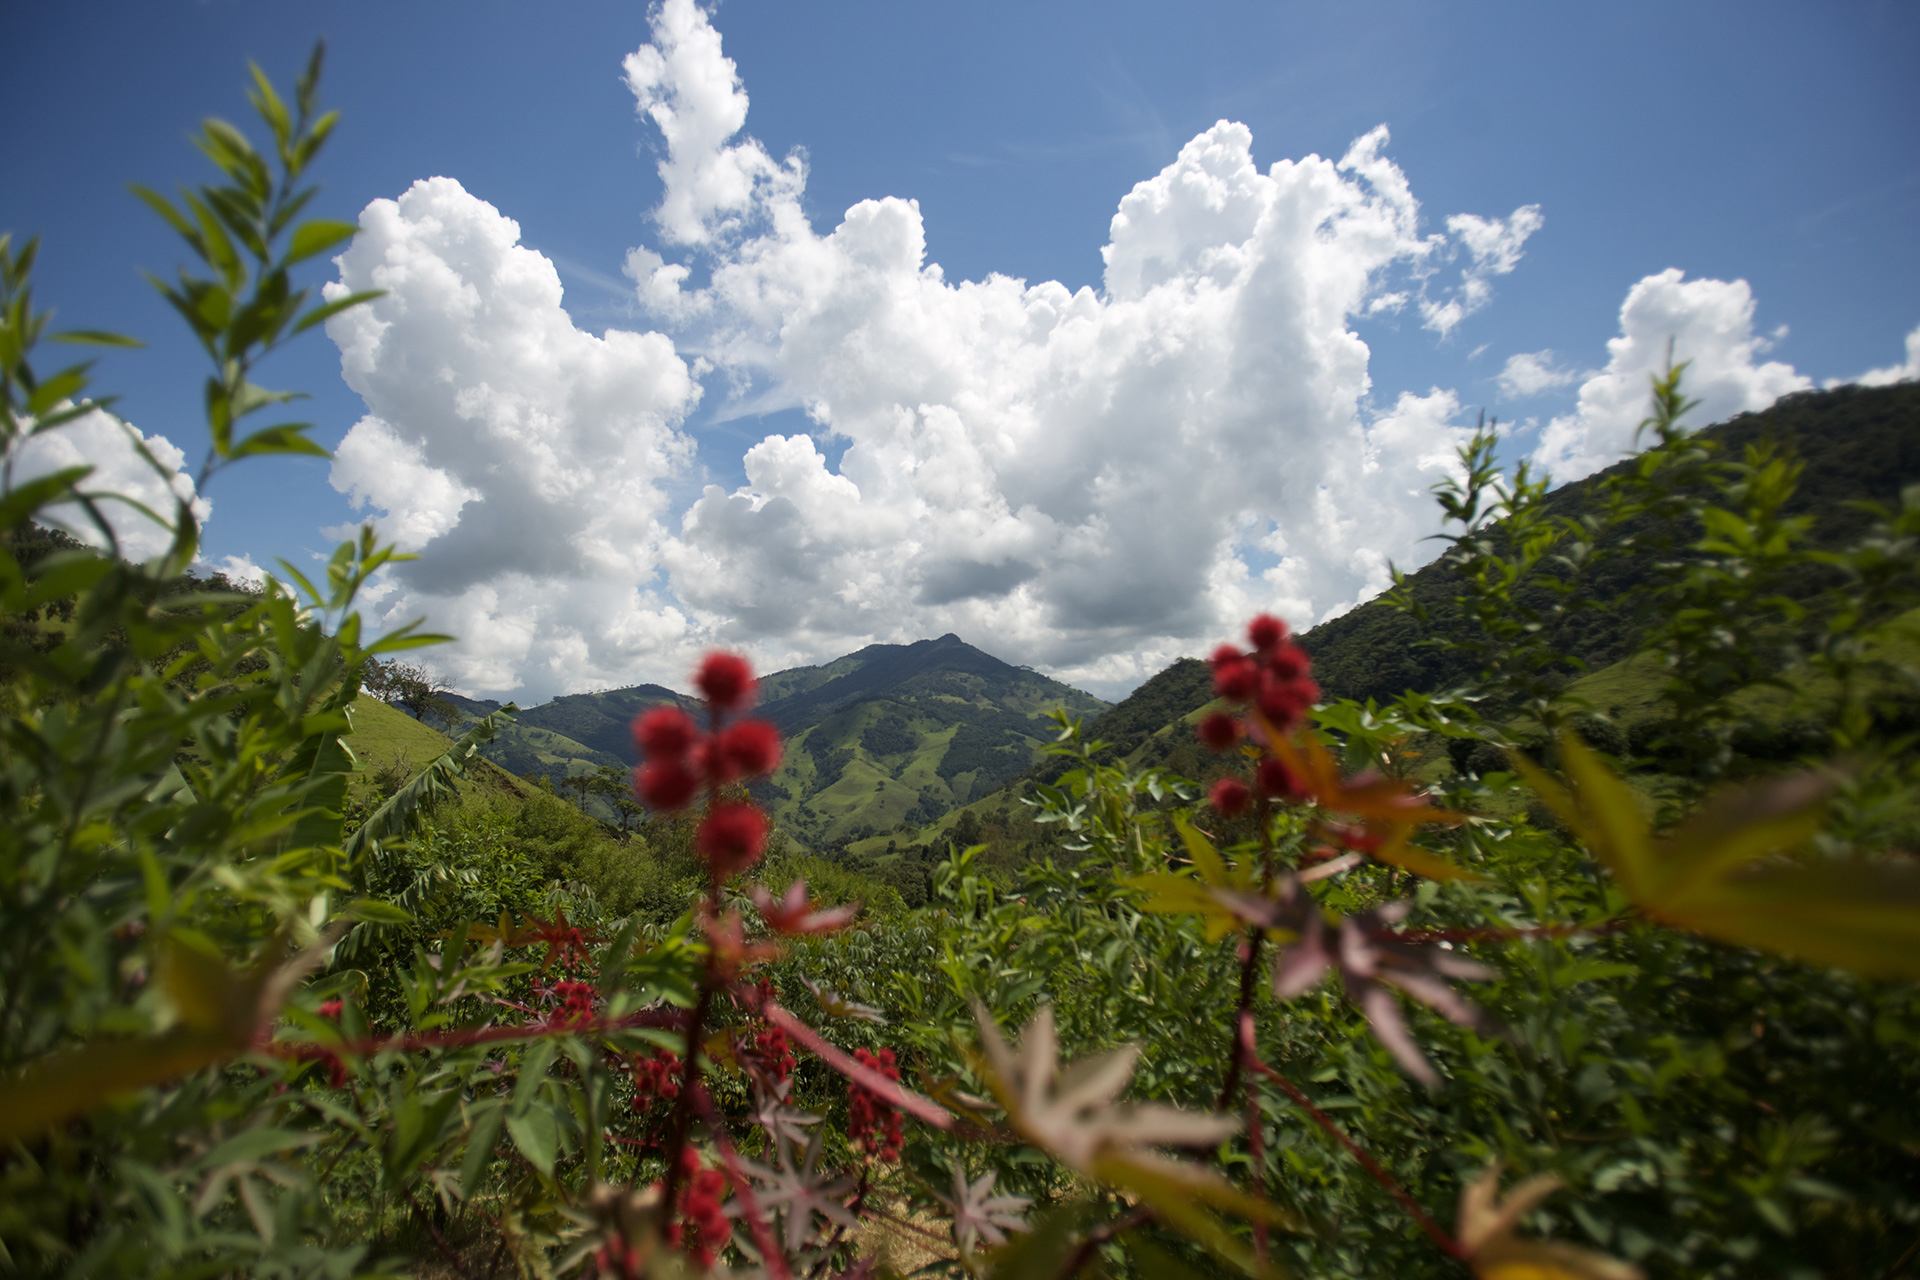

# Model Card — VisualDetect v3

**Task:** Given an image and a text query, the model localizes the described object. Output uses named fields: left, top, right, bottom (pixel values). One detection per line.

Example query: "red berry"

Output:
left=1255, top=757, right=1302, bottom=800
left=696, top=802, right=767, bottom=875
left=694, top=652, right=756, bottom=713
left=1214, top=658, right=1260, bottom=702
left=633, top=705, right=699, bottom=760
left=635, top=759, right=699, bottom=811
left=1257, top=677, right=1318, bottom=729
left=1247, top=613, right=1289, bottom=652
left=1210, top=777, right=1253, bottom=818
left=1196, top=712, right=1242, bottom=753
left=719, top=719, right=782, bottom=776
left=1208, top=643, right=1246, bottom=668
left=1266, top=642, right=1310, bottom=681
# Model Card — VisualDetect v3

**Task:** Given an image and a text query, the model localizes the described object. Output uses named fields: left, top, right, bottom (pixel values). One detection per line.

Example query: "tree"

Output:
left=363, top=654, right=455, bottom=724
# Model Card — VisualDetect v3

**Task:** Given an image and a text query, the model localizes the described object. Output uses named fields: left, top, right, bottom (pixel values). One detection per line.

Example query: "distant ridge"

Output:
left=447, top=634, right=1108, bottom=846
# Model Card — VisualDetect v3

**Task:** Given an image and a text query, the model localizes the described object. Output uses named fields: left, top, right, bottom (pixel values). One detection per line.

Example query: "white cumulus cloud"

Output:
left=1829, top=323, right=1920, bottom=389
left=322, top=0, right=1550, bottom=700
left=322, top=175, right=703, bottom=695
left=1532, top=269, right=1811, bottom=482
left=9, top=407, right=207, bottom=560
left=1497, top=349, right=1583, bottom=399
left=1420, top=204, right=1544, bottom=336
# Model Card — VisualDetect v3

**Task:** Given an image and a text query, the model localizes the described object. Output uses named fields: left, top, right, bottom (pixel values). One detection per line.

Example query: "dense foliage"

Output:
left=3, top=52, right=1919, bottom=1280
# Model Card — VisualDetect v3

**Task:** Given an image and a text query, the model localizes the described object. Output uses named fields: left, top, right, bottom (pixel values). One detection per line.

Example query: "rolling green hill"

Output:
left=437, top=633, right=1107, bottom=848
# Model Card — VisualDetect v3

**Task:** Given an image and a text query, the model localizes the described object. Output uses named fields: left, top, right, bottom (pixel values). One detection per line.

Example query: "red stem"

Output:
left=1238, top=1015, right=1468, bottom=1262
left=756, top=998, right=952, bottom=1129
left=689, top=1084, right=793, bottom=1280
left=1380, top=917, right=1632, bottom=946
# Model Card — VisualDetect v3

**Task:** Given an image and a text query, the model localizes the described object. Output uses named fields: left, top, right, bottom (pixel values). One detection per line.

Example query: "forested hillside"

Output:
left=439, top=633, right=1107, bottom=849
left=1304, top=381, right=1920, bottom=706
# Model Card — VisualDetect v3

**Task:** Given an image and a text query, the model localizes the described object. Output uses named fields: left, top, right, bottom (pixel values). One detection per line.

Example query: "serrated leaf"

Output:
left=1368, top=827, right=1486, bottom=883
left=1519, top=733, right=1918, bottom=977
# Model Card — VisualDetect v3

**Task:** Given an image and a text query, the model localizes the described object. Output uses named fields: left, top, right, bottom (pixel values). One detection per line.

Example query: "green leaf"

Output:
left=192, top=1127, right=323, bottom=1173
left=292, top=289, right=383, bottom=334
left=285, top=220, right=358, bottom=265
left=0, top=466, right=92, bottom=528
left=1174, top=815, right=1229, bottom=888
left=230, top=423, right=328, bottom=459
left=506, top=1107, right=559, bottom=1178
left=981, top=1205, right=1097, bottom=1280
left=345, top=899, right=413, bottom=925
left=129, top=184, right=200, bottom=244
left=51, top=329, right=143, bottom=348
left=459, top=1101, right=506, bottom=1198
left=1123, top=1233, right=1215, bottom=1280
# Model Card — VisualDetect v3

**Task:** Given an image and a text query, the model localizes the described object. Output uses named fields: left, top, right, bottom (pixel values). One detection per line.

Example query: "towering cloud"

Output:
left=323, top=177, right=702, bottom=694
left=320, top=1, right=1652, bottom=701
left=1532, top=269, right=1810, bottom=481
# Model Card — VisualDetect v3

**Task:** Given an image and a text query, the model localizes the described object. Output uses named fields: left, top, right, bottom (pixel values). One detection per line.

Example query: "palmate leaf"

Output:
left=968, top=1005, right=1295, bottom=1275
left=942, top=1167, right=1032, bottom=1252
left=1514, top=732, right=1920, bottom=978
left=1457, top=1163, right=1642, bottom=1280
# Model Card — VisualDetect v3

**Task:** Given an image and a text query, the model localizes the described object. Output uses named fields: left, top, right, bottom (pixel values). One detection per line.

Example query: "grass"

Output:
left=347, top=696, right=531, bottom=802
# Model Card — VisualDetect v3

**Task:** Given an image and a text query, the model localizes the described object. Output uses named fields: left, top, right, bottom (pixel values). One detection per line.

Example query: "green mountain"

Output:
left=443, top=634, right=1108, bottom=847
left=752, top=634, right=1109, bottom=847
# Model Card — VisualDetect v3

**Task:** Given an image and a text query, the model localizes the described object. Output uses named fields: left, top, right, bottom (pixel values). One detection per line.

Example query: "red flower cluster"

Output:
left=1206, top=613, right=1319, bottom=734
left=631, top=1048, right=682, bottom=1112
left=849, top=1047, right=903, bottom=1161
left=666, top=1147, right=731, bottom=1267
left=631, top=652, right=784, bottom=877
left=547, top=979, right=598, bottom=1027
left=1201, top=615, right=1316, bottom=817
left=748, top=1025, right=795, bottom=1085
left=316, top=999, right=343, bottom=1019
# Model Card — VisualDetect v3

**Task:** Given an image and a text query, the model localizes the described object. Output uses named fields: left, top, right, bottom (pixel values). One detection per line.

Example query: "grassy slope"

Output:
left=347, top=696, right=531, bottom=802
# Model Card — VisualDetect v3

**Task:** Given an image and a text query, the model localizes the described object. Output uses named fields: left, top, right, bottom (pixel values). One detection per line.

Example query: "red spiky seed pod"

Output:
left=1214, top=658, right=1260, bottom=702
left=633, top=705, right=699, bottom=759
left=1247, top=613, right=1289, bottom=652
left=1196, top=712, right=1242, bottom=753
left=1266, top=642, right=1310, bottom=681
left=850, top=1047, right=904, bottom=1161
left=696, top=801, right=768, bottom=876
left=719, top=718, right=782, bottom=776
left=1208, top=642, right=1246, bottom=669
left=694, top=652, right=756, bottom=714
left=1255, top=757, right=1302, bottom=801
left=1210, top=777, right=1253, bottom=818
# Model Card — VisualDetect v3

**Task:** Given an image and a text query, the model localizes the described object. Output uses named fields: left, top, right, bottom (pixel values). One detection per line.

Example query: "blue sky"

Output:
left=6, top=0, right=1917, bottom=698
